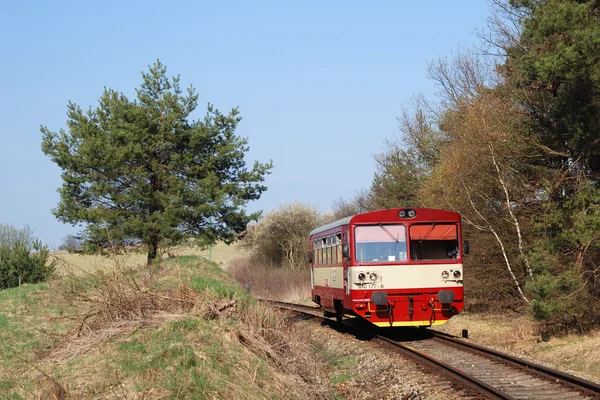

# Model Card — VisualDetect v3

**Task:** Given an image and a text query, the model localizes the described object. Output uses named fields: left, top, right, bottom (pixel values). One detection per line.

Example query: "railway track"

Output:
left=261, top=299, right=600, bottom=400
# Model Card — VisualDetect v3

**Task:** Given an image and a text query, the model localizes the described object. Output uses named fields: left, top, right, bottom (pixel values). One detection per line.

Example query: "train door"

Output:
left=342, top=227, right=350, bottom=297
left=309, top=238, right=315, bottom=297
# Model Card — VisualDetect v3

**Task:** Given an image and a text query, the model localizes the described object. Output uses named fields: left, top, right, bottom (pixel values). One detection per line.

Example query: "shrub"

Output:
left=240, top=203, right=322, bottom=270
left=0, top=224, right=55, bottom=289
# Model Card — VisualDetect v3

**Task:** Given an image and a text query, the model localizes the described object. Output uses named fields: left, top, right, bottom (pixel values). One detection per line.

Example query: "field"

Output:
left=50, top=243, right=246, bottom=275
left=1, top=244, right=598, bottom=399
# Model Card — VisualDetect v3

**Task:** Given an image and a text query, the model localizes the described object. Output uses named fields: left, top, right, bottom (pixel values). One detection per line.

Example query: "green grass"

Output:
left=329, top=356, right=358, bottom=386
left=0, top=283, right=76, bottom=398
left=331, top=372, right=356, bottom=385
left=72, top=315, right=241, bottom=399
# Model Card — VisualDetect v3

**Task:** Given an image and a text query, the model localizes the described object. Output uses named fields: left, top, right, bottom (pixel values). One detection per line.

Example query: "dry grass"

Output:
left=227, top=256, right=312, bottom=302
left=42, top=284, right=331, bottom=399
left=50, top=242, right=246, bottom=275
left=434, top=311, right=600, bottom=383
left=1, top=254, right=337, bottom=399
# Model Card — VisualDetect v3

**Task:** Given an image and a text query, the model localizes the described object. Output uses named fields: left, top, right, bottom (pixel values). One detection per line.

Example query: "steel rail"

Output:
left=261, top=299, right=515, bottom=399
left=257, top=298, right=321, bottom=312
left=262, top=299, right=600, bottom=398
left=376, top=335, right=516, bottom=400
left=431, top=331, right=600, bottom=399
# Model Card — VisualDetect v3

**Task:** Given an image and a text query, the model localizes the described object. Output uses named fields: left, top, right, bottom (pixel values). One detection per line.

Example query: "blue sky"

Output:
left=0, top=1, right=491, bottom=248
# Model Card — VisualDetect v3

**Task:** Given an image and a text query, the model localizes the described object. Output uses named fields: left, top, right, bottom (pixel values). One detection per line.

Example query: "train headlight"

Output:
left=398, top=209, right=417, bottom=218
left=453, top=270, right=461, bottom=279
left=358, top=272, right=366, bottom=281
left=441, top=270, right=450, bottom=280
left=369, top=272, right=378, bottom=281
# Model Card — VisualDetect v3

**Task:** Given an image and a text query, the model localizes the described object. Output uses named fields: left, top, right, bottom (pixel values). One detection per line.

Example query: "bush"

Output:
left=240, top=203, right=323, bottom=269
left=0, top=224, right=55, bottom=289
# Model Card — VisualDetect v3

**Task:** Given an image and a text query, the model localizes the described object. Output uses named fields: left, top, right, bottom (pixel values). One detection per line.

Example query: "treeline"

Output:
left=244, top=0, right=600, bottom=333
left=344, top=0, right=600, bottom=332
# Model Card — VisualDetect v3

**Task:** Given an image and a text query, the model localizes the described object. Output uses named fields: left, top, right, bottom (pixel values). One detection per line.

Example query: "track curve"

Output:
left=262, top=299, right=600, bottom=400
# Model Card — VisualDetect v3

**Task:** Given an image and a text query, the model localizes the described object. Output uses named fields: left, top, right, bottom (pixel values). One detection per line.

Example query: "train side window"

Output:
left=336, top=233, right=342, bottom=263
left=331, top=235, right=337, bottom=264
left=317, top=238, right=322, bottom=265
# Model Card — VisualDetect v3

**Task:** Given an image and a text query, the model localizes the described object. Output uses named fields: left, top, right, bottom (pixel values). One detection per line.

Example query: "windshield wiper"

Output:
left=379, top=224, right=401, bottom=243
left=421, top=222, right=436, bottom=241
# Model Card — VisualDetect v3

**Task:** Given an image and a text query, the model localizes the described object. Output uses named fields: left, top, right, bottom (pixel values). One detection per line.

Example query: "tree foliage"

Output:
left=41, top=61, right=272, bottom=264
left=347, top=0, right=600, bottom=331
left=506, top=0, right=600, bottom=174
left=423, top=91, right=542, bottom=306
left=499, top=0, right=600, bottom=331
left=0, top=224, right=55, bottom=289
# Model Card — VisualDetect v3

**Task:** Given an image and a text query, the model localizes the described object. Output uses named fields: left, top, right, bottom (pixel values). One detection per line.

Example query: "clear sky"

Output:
left=0, top=1, right=491, bottom=248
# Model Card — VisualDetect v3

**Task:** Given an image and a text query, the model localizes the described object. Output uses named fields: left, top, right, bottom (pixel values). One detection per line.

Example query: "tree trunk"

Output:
left=461, top=178, right=530, bottom=304
left=487, top=141, right=532, bottom=277
left=147, top=237, right=158, bottom=265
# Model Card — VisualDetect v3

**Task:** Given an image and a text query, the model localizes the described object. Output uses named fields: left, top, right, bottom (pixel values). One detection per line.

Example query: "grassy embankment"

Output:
left=0, top=245, right=344, bottom=399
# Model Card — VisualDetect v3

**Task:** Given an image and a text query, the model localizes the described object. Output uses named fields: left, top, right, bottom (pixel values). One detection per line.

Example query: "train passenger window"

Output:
left=354, top=225, right=407, bottom=262
left=336, top=233, right=342, bottom=262
left=317, top=239, right=322, bottom=265
left=409, top=224, right=459, bottom=260
left=330, top=235, right=335, bottom=264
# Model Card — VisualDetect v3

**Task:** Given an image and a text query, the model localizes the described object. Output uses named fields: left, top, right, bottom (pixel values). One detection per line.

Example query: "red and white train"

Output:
left=309, top=208, right=466, bottom=327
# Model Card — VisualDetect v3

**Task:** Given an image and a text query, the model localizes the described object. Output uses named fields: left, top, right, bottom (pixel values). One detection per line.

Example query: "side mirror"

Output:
left=342, top=244, right=349, bottom=259
left=463, top=240, right=470, bottom=255
left=307, top=251, right=313, bottom=263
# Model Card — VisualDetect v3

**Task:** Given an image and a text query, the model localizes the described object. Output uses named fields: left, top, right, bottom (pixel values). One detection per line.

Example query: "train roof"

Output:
left=310, top=216, right=352, bottom=236
left=309, top=208, right=460, bottom=236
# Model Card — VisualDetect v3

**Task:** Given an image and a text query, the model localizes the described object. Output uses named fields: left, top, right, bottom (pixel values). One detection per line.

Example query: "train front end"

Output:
left=346, top=209, right=465, bottom=327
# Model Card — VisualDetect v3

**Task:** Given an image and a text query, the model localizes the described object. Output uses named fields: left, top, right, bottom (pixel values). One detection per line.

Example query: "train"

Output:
left=309, top=208, right=466, bottom=327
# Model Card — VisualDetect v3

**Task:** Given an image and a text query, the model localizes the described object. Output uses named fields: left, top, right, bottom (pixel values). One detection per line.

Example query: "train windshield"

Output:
left=354, top=224, right=407, bottom=262
left=409, top=223, right=459, bottom=260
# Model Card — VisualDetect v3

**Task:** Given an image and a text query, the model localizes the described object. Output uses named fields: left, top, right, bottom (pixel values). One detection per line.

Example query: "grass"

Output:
left=0, top=246, right=335, bottom=399
left=0, top=282, right=77, bottom=397
left=50, top=242, right=247, bottom=276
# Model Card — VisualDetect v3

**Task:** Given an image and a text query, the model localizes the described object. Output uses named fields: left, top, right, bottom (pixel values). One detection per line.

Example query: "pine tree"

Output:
left=41, top=60, right=272, bottom=264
